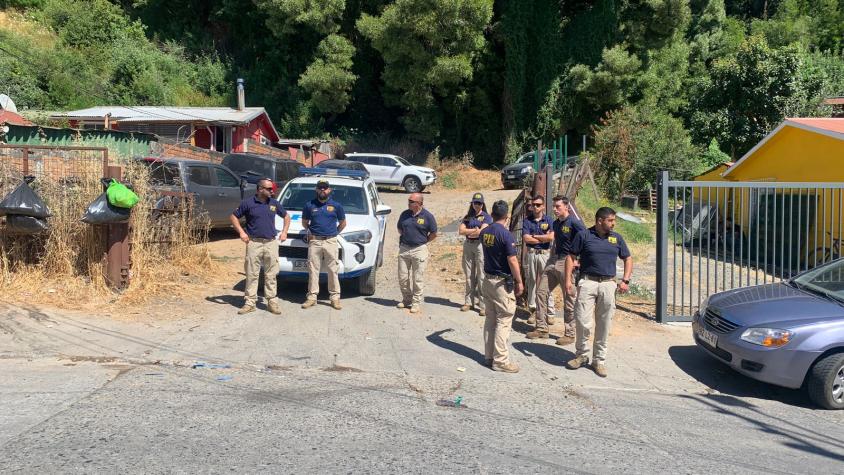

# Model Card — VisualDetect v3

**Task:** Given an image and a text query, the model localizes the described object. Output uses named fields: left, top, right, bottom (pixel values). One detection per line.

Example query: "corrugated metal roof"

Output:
left=52, top=106, right=267, bottom=124
left=787, top=118, right=844, bottom=135
left=0, top=110, right=33, bottom=126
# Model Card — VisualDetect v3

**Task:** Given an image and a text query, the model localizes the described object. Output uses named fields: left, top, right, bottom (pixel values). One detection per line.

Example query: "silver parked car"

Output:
left=693, top=258, right=844, bottom=409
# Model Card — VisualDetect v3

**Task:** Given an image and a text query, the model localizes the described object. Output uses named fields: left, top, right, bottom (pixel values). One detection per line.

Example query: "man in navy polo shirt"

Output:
left=480, top=200, right=524, bottom=373
left=522, top=195, right=556, bottom=324
left=528, top=195, right=586, bottom=344
left=396, top=192, right=437, bottom=313
left=230, top=178, right=291, bottom=315
left=565, top=207, right=633, bottom=377
left=301, top=179, right=347, bottom=310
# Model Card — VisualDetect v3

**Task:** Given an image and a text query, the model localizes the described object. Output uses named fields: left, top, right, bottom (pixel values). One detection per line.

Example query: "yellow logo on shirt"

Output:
left=608, top=236, right=618, bottom=244
left=540, top=223, right=549, bottom=230
left=483, top=233, right=495, bottom=247
left=562, top=225, right=570, bottom=233
left=417, top=218, right=425, bottom=225
left=270, top=205, right=276, bottom=212
left=327, top=205, right=335, bottom=212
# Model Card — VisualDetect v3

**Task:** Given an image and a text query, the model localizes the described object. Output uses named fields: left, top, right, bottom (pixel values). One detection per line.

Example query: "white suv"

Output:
left=345, top=153, right=436, bottom=193
left=274, top=168, right=391, bottom=295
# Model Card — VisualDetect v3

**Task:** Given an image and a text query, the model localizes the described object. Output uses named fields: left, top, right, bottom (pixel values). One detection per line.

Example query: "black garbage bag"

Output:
left=81, top=192, right=131, bottom=225
left=0, top=176, right=51, bottom=218
left=4, top=215, right=48, bottom=234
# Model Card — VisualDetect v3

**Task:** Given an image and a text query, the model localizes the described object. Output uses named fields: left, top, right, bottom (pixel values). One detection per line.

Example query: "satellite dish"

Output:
left=0, top=94, right=18, bottom=113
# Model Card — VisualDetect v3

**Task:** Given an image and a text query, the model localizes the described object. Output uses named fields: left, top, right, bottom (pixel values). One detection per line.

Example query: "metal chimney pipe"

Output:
left=237, top=78, right=245, bottom=111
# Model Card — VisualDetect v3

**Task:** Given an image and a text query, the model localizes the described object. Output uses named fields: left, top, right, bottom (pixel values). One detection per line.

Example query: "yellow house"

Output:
left=691, top=118, right=844, bottom=268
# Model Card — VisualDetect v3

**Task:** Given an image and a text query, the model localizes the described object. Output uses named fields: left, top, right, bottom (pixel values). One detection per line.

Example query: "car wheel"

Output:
left=403, top=176, right=422, bottom=193
left=807, top=352, right=844, bottom=410
left=358, top=266, right=376, bottom=296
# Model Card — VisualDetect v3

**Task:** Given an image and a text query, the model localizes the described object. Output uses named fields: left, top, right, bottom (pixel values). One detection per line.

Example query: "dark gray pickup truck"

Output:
left=138, top=157, right=256, bottom=228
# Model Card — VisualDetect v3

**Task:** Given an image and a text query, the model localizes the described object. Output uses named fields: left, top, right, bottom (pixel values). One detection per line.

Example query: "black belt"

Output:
left=466, top=238, right=480, bottom=242
left=310, top=235, right=335, bottom=240
left=484, top=273, right=510, bottom=280
left=249, top=237, right=276, bottom=243
left=400, top=242, right=426, bottom=248
left=526, top=248, right=548, bottom=254
left=582, top=274, right=615, bottom=282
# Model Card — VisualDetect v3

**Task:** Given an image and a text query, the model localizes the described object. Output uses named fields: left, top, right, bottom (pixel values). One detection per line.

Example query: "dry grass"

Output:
left=0, top=159, right=217, bottom=311
left=426, top=151, right=501, bottom=192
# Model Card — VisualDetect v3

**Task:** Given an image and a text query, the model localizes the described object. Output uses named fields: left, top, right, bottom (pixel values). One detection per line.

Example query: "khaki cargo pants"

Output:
left=244, top=238, right=280, bottom=308
left=534, top=256, right=575, bottom=335
left=398, top=243, right=428, bottom=307
left=462, top=239, right=485, bottom=311
left=482, top=274, right=516, bottom=365
left=307, top=236, right=340, bottom=301
left=524, top=248, right=555, bottom=316
left=573, top=278, right=617, bottom=364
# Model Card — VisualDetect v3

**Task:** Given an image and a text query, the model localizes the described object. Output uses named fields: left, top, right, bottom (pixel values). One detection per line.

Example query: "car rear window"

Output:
left=279, top=183, right=368, bottom=215
left=142, top=161, right=182, bottom=186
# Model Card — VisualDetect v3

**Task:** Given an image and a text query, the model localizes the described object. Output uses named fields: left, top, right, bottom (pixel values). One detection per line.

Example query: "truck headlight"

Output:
left=521, top=166, right=532, bottom=174
left=740, top=328, right=793, bottom=348
left=341, top=230, right=372, bottom=244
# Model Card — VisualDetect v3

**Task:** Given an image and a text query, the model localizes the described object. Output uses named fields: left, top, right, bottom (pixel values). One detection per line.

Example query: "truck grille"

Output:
left=703, top=309, right=740, bottom=334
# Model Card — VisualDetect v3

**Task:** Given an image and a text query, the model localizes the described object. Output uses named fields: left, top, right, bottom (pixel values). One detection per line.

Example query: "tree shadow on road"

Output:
left=513, top=341, right=574, bottom=367
left=426, top=329, right=486, bottom=367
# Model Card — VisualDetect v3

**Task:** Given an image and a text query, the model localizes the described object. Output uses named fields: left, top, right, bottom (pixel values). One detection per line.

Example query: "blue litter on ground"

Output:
left=192, top=361, right=231, bottom=369
left=216, top=375, right=233, bottom=382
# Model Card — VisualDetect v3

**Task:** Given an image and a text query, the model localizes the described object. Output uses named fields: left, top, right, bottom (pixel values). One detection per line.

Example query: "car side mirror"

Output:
left=375, top=204, right=392, bottom=216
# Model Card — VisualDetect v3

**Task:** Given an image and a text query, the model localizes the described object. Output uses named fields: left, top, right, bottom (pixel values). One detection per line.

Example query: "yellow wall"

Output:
left=727, top=126, right=844, bottom=182
left=686, top=126, right=843, bottom=265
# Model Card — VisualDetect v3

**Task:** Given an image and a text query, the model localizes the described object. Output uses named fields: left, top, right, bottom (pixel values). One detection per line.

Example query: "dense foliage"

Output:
left=1, top=0, right=842, bottom=193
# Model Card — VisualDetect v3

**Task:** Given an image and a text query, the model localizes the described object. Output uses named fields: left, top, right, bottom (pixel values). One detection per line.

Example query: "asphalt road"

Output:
left=1, top=189, right=843, bottom=473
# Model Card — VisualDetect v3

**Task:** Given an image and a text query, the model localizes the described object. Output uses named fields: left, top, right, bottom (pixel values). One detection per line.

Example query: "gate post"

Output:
left=656, top=171, right=669, bottom=323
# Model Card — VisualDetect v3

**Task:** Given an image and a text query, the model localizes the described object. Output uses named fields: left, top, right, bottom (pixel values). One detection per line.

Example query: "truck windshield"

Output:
left=279, top=183, right=369, bottom=215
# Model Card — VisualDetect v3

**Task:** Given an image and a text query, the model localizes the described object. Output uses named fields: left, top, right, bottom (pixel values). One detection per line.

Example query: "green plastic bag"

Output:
left=106, top=179, right=139, bottom=209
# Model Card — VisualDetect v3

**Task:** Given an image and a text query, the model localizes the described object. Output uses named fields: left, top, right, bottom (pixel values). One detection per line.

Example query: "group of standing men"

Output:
left=232, top=176, right=633, bottom=377
left=459, top=192, right=633, bottom=376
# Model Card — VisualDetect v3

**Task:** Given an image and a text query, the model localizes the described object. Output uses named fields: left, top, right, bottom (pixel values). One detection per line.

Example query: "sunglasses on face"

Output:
left=532, top=202, right=544, bottom=207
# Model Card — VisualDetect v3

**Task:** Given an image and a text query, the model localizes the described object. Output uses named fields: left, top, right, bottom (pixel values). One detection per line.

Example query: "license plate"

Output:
left=291, top=259, right=308, bottom=269
left=696, top=325, right=718, bottom=348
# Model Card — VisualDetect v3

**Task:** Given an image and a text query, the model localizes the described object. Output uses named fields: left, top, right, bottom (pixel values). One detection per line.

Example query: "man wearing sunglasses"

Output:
left=301, top=179, right=347, bottom=310
left=522, top=195, right=556, bottom=325
left=396, top=192, right=437, bottom=313
left=230, top=178, right=291, bottom=316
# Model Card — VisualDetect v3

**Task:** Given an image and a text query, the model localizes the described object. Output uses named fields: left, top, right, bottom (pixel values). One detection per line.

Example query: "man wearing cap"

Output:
left=301, top=179, right=347, bottom=310
left=397, top=192, right=437, bottom=313
left=522, top=195, right=556, bottom=324
left=527, top=195, right=586, bottom=343
left=480, top=200, right=524, bottom=373
left=458, top=192, right=492, bottom=316
left=230, top=178, right=291, bottom=315
left=565, top=207, right=633, bottom=377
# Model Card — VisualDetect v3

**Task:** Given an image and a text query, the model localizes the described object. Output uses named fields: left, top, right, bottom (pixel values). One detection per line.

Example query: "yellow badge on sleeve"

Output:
left=608, top=236, right=618, bottom=244
left=417, top=218, right=425, bottom=225
left=270, top=205, right=277, bottom=212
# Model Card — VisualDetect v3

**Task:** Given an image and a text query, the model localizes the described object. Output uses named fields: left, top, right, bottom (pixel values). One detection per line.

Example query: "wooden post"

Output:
left=104, top=166, right=130, bottom=289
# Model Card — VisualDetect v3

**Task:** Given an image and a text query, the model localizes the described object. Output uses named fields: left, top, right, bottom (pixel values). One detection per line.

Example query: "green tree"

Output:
left=297, top=34, right=357, bottom=115
left=358, top=0, right=493, bottom=141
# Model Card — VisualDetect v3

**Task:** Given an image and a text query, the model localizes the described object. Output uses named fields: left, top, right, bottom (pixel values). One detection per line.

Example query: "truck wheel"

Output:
left=358, top=267, right=376, bottom=296
left=403, top=176, right=422, bottom=193
left=807, top=352, right=844, bottom=410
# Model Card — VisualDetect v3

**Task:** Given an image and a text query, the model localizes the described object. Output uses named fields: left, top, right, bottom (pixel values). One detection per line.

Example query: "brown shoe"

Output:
left=592, top=362, right=608, bottom=378
left=460, top=304, right=471, bottom=312
left=555, top=335, right=575, bottom=346
left=301, top=299, right=317, bottom=309
left=267, top=303, right=282, bottom=315
left=525, top=330, right=550, bottom=339
left=527, top=315, right=536, bottom=325
left=478, top=309, right=486, bottom=317
left=547, top=316, right=557, bottom=326
left=566, top=355, right=589, bottom=369
left=492, top=362, right=520, bottom=373
left=237, top=305, right=256, bottom=315
left=396, top=302, right=407, bottom=309
left=330, top=300, right=342, bottom=310
left=409, top=305, right=420, bottom=314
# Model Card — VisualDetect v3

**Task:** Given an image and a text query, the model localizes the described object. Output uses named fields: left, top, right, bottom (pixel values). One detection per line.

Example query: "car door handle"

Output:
left=217, top=192, right=226, bottom=197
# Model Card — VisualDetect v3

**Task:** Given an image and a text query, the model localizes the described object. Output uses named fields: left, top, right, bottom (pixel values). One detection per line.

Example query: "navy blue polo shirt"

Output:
left=302, top=198, right=346, bottom=237
left=522, top=214, right=554, bottom=250
left=553, top=215, right=586, bottom=257
left=463, top=210, right=492, bottom=241
left=480, top=223, right=518, bottom=276
left=233, top=196, right=287, bottom=239
left=570, top=227, right=631, bottom=277
left=397, top=208, right=437, bottom=247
